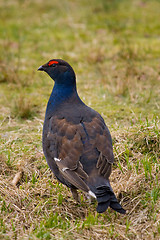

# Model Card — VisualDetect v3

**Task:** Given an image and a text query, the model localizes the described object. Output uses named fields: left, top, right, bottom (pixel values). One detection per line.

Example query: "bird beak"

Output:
left=37, top=65, right=44, bottom=71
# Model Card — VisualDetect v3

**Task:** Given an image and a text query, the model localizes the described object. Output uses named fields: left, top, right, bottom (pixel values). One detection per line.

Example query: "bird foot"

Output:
left=71, top=188, right=81, bottom=203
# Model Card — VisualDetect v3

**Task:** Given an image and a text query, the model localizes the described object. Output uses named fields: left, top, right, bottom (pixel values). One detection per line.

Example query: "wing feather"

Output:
left=45, top=114, right=114, bottom=191
left=46, top=116, right=89, bottom=192
left=83, top=116, right=114, bottom=179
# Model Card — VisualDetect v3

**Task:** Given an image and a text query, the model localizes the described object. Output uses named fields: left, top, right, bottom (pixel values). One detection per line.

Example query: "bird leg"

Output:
left=71, top=188, right=81, bottom=203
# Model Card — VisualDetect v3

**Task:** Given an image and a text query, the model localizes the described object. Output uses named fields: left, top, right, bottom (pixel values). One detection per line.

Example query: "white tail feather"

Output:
left=88, top=190, right=96, bottom=199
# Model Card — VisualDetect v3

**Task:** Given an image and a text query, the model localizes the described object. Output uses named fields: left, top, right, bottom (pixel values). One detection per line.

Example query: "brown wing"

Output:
left=45, top=113, right=114, bottom=192
left=83, top=115, right=114, bottom=179
left=46, top=116, right=90, bottom=193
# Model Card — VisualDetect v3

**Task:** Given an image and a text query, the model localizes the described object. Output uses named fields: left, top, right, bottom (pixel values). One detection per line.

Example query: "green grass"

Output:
left=0, top=0, right=160, bottom=239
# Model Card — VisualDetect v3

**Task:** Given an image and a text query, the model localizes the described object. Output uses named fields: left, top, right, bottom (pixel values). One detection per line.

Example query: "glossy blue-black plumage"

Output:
left=38, top=59, right=126, bottom=214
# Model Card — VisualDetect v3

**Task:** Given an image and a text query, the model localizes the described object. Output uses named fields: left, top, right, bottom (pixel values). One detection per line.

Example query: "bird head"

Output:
left=38, top=59, right=76, bottom=86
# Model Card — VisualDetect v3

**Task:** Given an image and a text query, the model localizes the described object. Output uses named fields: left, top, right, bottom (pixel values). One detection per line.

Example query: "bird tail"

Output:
left=88, top=178, right=126, bottom=214
left=95, top=185, right=126, bottom=214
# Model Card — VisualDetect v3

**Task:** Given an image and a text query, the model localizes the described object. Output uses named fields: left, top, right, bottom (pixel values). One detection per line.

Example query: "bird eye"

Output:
left=52, top=64, right=56, bottom=67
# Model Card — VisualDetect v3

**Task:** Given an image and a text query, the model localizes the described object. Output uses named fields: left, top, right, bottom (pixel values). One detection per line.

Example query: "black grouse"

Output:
left=38, top=59, right=125, bottom=214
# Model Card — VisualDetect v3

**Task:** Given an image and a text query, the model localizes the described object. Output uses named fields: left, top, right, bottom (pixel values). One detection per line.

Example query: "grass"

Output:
left=0, top=0, right=160, bottom=239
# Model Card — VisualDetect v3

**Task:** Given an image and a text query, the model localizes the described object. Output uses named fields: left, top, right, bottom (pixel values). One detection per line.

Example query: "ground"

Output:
left=0, top=0, right=160, bottom=239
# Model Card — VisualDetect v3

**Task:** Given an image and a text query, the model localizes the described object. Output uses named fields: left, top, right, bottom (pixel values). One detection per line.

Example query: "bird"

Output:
left=38, top=59, right=126, bottom=214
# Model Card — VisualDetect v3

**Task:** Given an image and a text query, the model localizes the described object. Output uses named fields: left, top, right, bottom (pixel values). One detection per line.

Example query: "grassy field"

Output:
left=0, top=0, right=160, bottom=239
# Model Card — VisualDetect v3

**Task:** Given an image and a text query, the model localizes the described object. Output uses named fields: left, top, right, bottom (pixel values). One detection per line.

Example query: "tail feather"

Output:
left=110, top=200, right=126, bottom=214
left=88, top=178, right=125, bottom=214
left=95, top=185, right=126, bottom=214
left=97, top=201, right=110, bottom=213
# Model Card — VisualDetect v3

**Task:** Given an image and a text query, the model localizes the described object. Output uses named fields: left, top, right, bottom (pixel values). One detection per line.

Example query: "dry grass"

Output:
left=11, top=95, right=39, bottom=119
left=0, top=117, right=159, bottom=239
